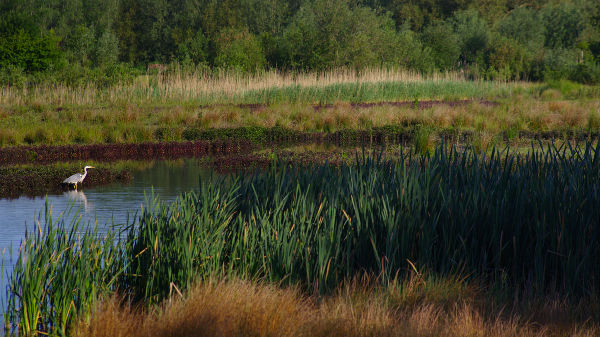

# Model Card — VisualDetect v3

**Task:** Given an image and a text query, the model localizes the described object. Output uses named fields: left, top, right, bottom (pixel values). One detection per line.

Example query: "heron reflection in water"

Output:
left=63, top=189, right=89, bottom=211
left=62, top=166, right=95, bottom=190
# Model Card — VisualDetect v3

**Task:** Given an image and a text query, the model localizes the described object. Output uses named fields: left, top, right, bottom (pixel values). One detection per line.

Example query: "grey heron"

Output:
left=62, top=166, right=95, bottom=190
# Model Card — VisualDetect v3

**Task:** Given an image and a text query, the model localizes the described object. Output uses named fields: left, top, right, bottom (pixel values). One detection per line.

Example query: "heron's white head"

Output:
left=84, top=166, right=95, bottom=170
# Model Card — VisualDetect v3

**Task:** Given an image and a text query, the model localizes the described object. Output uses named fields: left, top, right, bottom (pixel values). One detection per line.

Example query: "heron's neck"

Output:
left=83, top=167, right=88, bottom=177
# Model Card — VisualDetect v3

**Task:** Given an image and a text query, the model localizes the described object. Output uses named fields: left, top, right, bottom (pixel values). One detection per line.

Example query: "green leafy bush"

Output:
left=421, top=22, right=460, bottom=70
left=484, top=34, right=531, bottom=80
left=497, top=7, right=546, bottom=50
left=542, top=3, right=584, bottom=49
left=0, top=29, right=62, bottom=73
left=214, top=28, right=266, bottom=72
left=450, top=10, right=490, bottom=64
left=280, top=0, right=408, bottom=71
left=567, top=62, right=600, bottom=85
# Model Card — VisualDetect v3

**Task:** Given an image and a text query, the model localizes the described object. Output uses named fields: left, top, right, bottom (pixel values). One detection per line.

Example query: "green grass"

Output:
left=167, top=80, right=511, bottom=105
left=4, top=140, right=600, bottom=335
left=1, top=69, right=599, bottom=148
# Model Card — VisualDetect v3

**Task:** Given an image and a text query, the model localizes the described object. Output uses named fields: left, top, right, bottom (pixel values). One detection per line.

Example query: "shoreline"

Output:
left=2, top=128, right=599, bottom=166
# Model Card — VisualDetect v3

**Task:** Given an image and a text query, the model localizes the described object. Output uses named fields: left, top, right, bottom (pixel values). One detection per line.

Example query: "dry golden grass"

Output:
left=159, top=67, right=465, bottom=97
left=73, top=278, right=598, bottom=337
left=0, top=68, right=469, bottom=106
left=191, top=100, right=599, bottom=134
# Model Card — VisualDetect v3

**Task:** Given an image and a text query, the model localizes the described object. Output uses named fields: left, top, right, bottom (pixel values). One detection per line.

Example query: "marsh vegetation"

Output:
left=3, top=0, right=600, bottom=335
left=4, top=141, right=600, bottom=336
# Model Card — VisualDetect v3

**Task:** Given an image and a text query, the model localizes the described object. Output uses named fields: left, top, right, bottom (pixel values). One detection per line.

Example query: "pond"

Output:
left=0, top=158, right=221, bottom=320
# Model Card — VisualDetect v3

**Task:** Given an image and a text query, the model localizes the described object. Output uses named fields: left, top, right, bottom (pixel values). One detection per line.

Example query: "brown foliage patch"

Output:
left=0, top=141, right=252, bottom=166
left=74, top=280, right=599, bottom=337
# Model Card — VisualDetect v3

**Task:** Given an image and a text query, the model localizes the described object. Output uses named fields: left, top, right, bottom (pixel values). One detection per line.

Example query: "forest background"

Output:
left=0, top=0, right=599, bottom=87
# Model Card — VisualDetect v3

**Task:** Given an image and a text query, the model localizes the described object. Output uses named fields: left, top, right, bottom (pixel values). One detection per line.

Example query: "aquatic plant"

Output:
left=126, top=140, right=600, bottom=302
left=3, top=202, right=126, bottom=336
left=4, top=140, right=600, bottom=335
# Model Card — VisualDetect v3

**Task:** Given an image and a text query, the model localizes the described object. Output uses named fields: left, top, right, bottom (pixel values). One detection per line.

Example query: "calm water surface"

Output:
left=0, top=158, right=221, bottom=319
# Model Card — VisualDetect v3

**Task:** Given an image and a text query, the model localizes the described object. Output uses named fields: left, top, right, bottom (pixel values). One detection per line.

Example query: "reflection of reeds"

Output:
left=5, top=141, right=600, bottom=335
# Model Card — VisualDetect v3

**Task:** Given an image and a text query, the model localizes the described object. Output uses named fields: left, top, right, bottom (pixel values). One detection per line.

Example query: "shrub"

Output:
left=497, top=7, right=545, bottom=50
left=542, top=3, right=584, bottom=49
left=542, top=48, right=579, bottom=81
left=63, top=25, right=95, bottom=66
left=484, top=34, right=531, bottom=80
left=0, top=64, right=27, bottom=87
left=567, top=62, right=600, bottom=85
left=395, top=28, right=435, bottom=72
left=94, top=30, right=119, bottom=67
left=0, top=12, right=62, bottom=73
left=280, top=0, right=409, bottom=71
left=421, top=22, right=460, bottom=70
left=0, top=29, right=62, bottom=73
left=175, top=29, right=209, bottom=65
left=214, top=28, right=266, bottom=73
left=450, top=10, right=490, bottom=64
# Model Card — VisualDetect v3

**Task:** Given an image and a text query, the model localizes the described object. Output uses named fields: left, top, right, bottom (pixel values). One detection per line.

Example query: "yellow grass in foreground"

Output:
left=74, top=279, right=598, bottom=337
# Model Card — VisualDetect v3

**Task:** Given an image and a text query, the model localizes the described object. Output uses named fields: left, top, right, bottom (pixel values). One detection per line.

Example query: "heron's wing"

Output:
left=63, top=173, right=83, bottom=183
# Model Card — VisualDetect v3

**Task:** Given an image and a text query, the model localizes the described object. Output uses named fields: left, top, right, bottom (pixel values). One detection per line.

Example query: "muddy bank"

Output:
left=0, top=148, right=389, bottom=199
left=0, top=166, right=131, bottom=199
left=2, top=127, right=599, bottom=167
left=0, top=140, right=253, bottom=166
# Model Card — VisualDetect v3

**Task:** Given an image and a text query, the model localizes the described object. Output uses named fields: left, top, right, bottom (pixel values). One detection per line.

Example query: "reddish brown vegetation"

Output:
left=73, top=280, right=599, bottom=337
left=0, top=140, right=253, bottom=166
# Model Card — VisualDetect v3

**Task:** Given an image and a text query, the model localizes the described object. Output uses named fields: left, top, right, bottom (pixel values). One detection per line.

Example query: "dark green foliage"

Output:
left=174, top=29, right=209, bottom=65
left=450, top=10, right=490, bottom=64
left=484, top=34, right=531, bottom=80
left=0, top=30, right=62, bottom=73
left=396, top=29, right=435, bottom=72
left=590, top=40, right=600, bottom=60
left=0, top=0, right=599, bottom=82
left=0, top=13, right=62, bottom=73
left=421, top=22, right=460, bottom=70
left=497, top=7, right=546, bottom=50
left=542, top=3, right=584, bottom=49
left=95, top=30, right=120, bottom=67
left=279, top=0, right=405, bottom=70
left=567, top=62, right=600, bottom=85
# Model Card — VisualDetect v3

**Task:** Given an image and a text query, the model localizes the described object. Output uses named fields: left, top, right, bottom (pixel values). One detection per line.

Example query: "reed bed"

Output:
left=3, top=203, right=126, bottom=336
left=4, top=141, right=600, bottom=335
left=126, top=141, right=600, bottom=300
left=0, top=68, right=514, bottom=106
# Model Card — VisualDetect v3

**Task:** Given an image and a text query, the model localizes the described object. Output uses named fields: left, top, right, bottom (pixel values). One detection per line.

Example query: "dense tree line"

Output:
left=1, top=0, right=599, bottom=84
